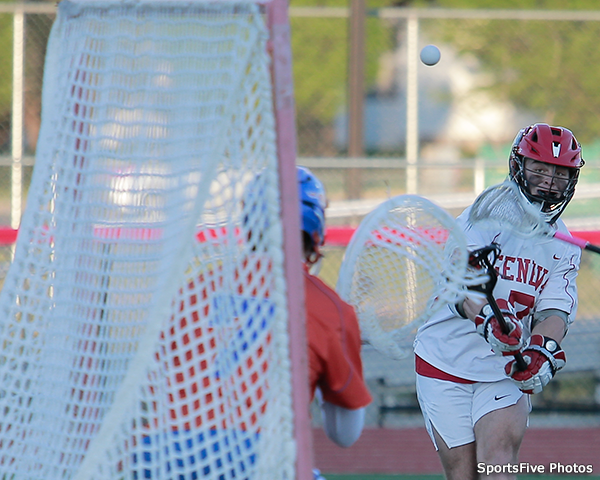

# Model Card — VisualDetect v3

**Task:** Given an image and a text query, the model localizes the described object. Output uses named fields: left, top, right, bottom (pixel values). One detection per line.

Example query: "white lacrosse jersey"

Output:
left=413, top=205, right=580, bottom=382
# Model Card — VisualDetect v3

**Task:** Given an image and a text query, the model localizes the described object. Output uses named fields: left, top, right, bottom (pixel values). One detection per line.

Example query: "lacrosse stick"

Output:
left=469, top=180, right=600, bottom=255
left=337, top=195, right=489, bottom=360
left=467, top=244, right=527, bottom=371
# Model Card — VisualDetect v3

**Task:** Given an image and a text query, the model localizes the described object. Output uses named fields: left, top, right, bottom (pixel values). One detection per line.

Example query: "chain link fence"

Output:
left=309, top=212, right=600, bottom=429
left=2, top=2, right=600, bottom=428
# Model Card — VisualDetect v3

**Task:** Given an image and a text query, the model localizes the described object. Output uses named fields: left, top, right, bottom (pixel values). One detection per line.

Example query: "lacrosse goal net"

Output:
left=0, top=0, right=311, bottom=479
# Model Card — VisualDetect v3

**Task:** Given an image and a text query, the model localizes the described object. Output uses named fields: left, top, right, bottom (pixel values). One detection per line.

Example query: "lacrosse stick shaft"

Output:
left=554, top=231, right=600, bottom=255
left=486, top=294, right=528, bottom=371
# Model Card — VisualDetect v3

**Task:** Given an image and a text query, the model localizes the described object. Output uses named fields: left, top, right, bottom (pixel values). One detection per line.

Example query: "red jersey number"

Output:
left=507, top=290, right=536, bottom=320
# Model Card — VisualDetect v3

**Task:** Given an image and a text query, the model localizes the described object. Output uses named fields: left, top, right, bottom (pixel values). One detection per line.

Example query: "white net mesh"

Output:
left=468, top=181, right=551, bottom=239
left=337, top=195, right=473, bottom=359
left=0, top=2, right=296, bottom=479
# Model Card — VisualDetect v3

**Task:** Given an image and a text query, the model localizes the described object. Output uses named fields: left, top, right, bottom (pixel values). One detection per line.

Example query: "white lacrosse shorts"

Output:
left=416, top=374, right=530, bottom=450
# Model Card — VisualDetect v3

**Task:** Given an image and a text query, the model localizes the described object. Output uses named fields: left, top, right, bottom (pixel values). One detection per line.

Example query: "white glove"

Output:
left=474, top=303, right=524, bottom=356
left=505, top=334, right=566, bottom=394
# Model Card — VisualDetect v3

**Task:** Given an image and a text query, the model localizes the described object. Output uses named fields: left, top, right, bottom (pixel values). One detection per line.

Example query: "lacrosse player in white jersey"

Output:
left=414, top=123, right=584, bottom=480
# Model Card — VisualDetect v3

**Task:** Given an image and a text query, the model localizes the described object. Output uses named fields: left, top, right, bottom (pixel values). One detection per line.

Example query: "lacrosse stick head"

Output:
left=509, top=123, right=584, bottom=224
left=337, top=195, right=479, bottom=359
left=469, top=180, right=554, bottom=239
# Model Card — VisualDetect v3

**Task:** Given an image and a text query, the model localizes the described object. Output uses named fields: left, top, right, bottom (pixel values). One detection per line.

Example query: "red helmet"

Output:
left=509, top=123, right=584, bottom=224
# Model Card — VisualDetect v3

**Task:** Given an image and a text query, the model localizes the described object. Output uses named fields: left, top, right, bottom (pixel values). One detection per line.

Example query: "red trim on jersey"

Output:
left=415, top=355, right=475, bottom=384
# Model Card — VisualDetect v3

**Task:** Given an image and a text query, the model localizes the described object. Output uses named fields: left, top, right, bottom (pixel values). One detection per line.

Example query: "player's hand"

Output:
left=505, top=334, right=566, bottom=394
left=475, top=303, right=524, bottom=355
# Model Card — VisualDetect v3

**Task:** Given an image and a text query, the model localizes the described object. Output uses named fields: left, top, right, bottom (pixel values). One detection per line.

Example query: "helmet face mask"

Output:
left=523, top=158, right=571, bottom=199
left=509, top=123, right=584, bottom=224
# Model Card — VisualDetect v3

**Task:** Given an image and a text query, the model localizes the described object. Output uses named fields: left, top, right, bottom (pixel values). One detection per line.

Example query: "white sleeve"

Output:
left=320, top=400, right=365, bottom=448
left=315, top=386, right=365, bottom=447
left=535, top=245, right=580, bottom=322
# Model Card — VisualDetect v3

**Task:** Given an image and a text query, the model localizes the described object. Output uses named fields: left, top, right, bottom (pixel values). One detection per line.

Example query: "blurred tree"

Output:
left=3, top=0, right=600, bottom=155
left=414, top=0, right=599, bottom=7
left=291, top=0, right=394, bottom=155
left=0, top=2, right=53, bottom=153
left=0, top=10, right=13, bottom=151
left=412, top=0, right=600, bottom=143
left=24, top=13, right=52, bottom=152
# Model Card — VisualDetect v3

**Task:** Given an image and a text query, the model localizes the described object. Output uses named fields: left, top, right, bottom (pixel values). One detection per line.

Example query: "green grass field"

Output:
left=324, top=475, right=600, bottom=480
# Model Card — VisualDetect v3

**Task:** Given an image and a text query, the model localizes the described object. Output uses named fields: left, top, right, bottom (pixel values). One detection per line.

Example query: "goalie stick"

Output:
left=336, top=194, right=489, bottom=360
left=469, top=181, right=600, bottom=255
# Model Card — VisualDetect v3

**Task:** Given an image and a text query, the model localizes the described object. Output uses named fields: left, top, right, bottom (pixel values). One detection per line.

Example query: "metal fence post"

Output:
left=347, top=0, right=365, bottom=201
left=405, top=14, right=418, bottom=194
left=11, top=6, right=24, bottom=230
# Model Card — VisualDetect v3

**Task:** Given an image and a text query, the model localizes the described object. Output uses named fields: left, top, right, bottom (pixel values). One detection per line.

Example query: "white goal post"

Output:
left=0, top=0, right=313, bottom=479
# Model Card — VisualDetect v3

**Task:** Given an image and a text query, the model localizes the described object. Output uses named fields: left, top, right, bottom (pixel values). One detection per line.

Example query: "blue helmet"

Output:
left=298, top=166, right=327, bottom=247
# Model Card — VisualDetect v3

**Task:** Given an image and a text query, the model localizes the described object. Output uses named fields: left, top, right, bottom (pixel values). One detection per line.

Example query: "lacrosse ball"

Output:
left=420, top=45, right=441, bottom=66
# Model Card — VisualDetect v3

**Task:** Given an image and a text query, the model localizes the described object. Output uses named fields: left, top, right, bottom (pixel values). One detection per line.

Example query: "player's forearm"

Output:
left=530, top=315, right=566, bottom=343
left=461, top=296, right=488, bottom=322
left=320, top=401, right=365, bottom=448
left=506, top=314, right=568, bottom=394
